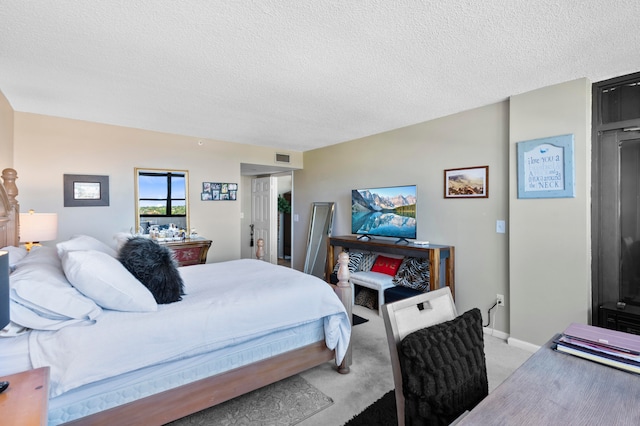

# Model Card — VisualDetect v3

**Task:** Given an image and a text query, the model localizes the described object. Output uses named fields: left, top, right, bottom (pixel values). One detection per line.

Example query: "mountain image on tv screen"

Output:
left=351, top=185, right=417, bottom=239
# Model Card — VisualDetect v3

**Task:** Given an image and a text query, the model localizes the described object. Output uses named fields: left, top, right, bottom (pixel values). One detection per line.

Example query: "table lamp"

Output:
left=19, top=209, right=58, bottom=251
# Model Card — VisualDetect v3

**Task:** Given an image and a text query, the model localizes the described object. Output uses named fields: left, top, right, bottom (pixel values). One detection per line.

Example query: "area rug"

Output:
left=353, top=314, right=369, bottom=325
left=344, top=390, right=397, bottom=426
left=167, top=375, right=333, bottom=426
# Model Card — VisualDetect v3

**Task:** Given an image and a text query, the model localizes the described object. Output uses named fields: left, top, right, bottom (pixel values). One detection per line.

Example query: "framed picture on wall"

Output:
left=63, top=174, right=110, bottom=207
left=201, top=182, right=237, bottom=201
left=444, top=166, right=489, bottom=198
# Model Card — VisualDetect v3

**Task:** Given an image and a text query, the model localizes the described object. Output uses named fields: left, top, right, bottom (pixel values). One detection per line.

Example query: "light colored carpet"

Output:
left=167, top=375, right=333, bottom=426
left=168, top=305, right=533, bottom=426
left=298, top=305, right=534, bottom=426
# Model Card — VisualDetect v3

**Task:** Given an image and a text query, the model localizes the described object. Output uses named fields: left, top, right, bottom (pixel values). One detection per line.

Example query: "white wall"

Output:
left=11, top=112, right=302, bottom=262
left=0, top=91, right=13, bottom=171
left=509, top=78, right=592, bottom=346
left=295, top=101, right=511, bottom=333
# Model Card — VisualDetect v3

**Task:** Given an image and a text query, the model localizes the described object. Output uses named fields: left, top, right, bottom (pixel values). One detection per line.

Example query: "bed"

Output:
left=0, top=168, right=353, bottom=425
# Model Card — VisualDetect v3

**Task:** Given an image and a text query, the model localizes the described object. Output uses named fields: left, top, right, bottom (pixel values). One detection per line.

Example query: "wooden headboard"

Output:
left=0, top=168, right=19, bottom=247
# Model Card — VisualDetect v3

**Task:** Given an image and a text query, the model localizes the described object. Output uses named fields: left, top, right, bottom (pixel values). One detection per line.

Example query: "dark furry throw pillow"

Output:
left=118, top=237, right=185, bottom=304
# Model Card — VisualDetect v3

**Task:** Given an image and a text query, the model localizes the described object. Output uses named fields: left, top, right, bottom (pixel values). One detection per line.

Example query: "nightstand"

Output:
left=0, top=367, right=50, bottom=425
left=158, top=237, right=212, bottom=266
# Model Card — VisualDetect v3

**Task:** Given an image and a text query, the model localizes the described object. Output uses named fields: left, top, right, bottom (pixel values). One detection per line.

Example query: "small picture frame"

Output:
left=64, top=174, right=110, bottom=207
left=444, top=166, right=489, bottom=198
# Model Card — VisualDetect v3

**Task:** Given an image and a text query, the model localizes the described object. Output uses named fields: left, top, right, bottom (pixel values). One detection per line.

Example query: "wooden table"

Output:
left=459, top=336, right=640, bottom=425
left=327, top=235, right=455, bottom=295
left=0, top=367, right=50, bottom=425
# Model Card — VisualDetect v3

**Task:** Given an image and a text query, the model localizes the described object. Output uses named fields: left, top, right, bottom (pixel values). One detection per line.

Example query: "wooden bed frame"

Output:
left=0, top=168, right=353, bottom=425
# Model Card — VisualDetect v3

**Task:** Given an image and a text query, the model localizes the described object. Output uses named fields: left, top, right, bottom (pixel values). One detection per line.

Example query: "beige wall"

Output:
left=0, top=91, right=14, bottom=171
left=509, top=78, right=592, bottom=346
left=296, top=79, right=593, bottom=345
left=295, top=101, right=511, bottom=333
left=1, top=78, right=594, bottom=345
left=11, top=112, right=302, bottom=262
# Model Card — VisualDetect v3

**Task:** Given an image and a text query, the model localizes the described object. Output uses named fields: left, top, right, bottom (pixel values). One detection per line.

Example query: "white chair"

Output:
left=383, top=287, right=489, bottom=425
left=382, top=287, right=457, bottom=426
left=381, top=287, right=458, bottom=426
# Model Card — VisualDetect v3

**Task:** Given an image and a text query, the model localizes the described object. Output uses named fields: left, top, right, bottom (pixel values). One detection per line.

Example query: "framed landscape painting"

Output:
left=444, top=166, right=489, bottom=198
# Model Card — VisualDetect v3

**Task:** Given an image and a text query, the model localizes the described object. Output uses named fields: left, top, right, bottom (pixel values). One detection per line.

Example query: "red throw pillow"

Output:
left=370, top=255, right=403, bottom=276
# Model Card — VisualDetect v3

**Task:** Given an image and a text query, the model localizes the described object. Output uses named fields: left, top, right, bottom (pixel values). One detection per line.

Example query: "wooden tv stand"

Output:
left=326, top=235, right=455, bottom=297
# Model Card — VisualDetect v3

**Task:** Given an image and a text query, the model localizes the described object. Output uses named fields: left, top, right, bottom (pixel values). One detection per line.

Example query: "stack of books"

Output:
left=554, top=323, right=640, bottom=374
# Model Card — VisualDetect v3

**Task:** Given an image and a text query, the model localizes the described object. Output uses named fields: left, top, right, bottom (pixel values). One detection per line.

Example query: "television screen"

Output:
left=351, top=185, right=417, bottom=242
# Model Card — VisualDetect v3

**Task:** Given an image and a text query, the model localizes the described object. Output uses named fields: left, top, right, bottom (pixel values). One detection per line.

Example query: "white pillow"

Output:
left=62, top=250, right=157, bottom=312
left=56, top=234, right=117, bottom=258
left=113, top=232, right=132, bottom=252
left=350, top=271, right=395, bottom=287
left=0, top=245, right=27, bottom=270
left=10, top=248, right=102, bottom=330
left=14, top=245, right=61, bottom=269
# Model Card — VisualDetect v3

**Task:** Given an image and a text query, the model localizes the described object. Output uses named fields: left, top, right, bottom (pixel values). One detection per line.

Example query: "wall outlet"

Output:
left=496, top=294, right=505, bottom=307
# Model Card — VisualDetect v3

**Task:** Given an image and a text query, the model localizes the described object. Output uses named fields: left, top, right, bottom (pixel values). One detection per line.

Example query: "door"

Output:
left=594, top=129, right=640, bottom=320
left=251, top=176, right=277, bottom=264
left=619, top=136, right=640, bottom=305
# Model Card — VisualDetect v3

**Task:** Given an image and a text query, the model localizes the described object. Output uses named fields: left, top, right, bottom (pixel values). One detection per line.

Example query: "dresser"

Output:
left=158, top=237, right=212, bottom=266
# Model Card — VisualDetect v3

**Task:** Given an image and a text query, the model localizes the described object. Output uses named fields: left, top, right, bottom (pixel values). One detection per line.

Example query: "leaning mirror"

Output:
left=303, top=202, right=335, bottom=279
left=135, top=168, right=189, bottom=235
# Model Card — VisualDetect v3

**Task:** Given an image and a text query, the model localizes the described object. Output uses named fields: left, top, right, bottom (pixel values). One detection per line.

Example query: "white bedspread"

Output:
left=29, top=259, right=351, bottom=397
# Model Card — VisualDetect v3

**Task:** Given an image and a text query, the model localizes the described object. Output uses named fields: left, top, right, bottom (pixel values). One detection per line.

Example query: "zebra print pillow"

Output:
left=332, top=251, right=364, bottom=273
left=393, top=257, right=430, bottom=292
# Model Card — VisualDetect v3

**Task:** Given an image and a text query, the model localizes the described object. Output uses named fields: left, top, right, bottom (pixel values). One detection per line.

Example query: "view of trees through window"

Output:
left=138, top=171, right=186, bottom=217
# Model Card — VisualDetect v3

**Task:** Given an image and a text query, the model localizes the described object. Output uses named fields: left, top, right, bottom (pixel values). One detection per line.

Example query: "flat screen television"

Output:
left=351, top=185, right=417, bottom=243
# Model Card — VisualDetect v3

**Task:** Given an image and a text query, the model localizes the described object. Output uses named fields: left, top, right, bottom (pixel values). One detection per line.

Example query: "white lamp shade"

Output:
left=19, top=212, right=58, bottom=243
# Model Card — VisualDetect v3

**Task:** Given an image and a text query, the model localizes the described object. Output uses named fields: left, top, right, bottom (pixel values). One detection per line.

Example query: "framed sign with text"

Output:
left=517, top=134, right=575, bottom=199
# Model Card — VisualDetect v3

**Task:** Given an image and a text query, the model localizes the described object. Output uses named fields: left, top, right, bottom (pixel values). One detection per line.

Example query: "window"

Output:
left=138, top=171, right=186, bottom=216
left=135, top=168, right=189, bottom=233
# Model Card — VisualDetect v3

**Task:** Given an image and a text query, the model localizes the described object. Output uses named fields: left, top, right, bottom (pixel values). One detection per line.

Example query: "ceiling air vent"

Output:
left=275, top=153, right=290, bottom=164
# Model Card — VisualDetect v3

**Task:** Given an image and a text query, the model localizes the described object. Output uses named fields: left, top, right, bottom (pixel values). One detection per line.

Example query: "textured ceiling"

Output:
left=1, top=1, right=640, bottom=152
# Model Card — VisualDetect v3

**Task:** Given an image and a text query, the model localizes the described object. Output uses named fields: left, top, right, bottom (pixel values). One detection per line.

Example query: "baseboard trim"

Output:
left=506, top=337, right=540, bottom=353
left=482, top=327, right=509, bottom=340
left=482, top=328, right=540, bottom=353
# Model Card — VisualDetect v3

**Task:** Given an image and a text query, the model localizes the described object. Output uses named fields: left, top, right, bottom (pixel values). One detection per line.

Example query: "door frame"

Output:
left=592, top=72, right=640, bottom=325
left=241, top=168, right=294, bottom=266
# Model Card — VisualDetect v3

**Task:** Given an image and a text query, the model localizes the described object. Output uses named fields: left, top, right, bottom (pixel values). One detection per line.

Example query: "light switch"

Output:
left=496, top=220, right=506, bottom=234
left=294, top=214, right=299, bottom=222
